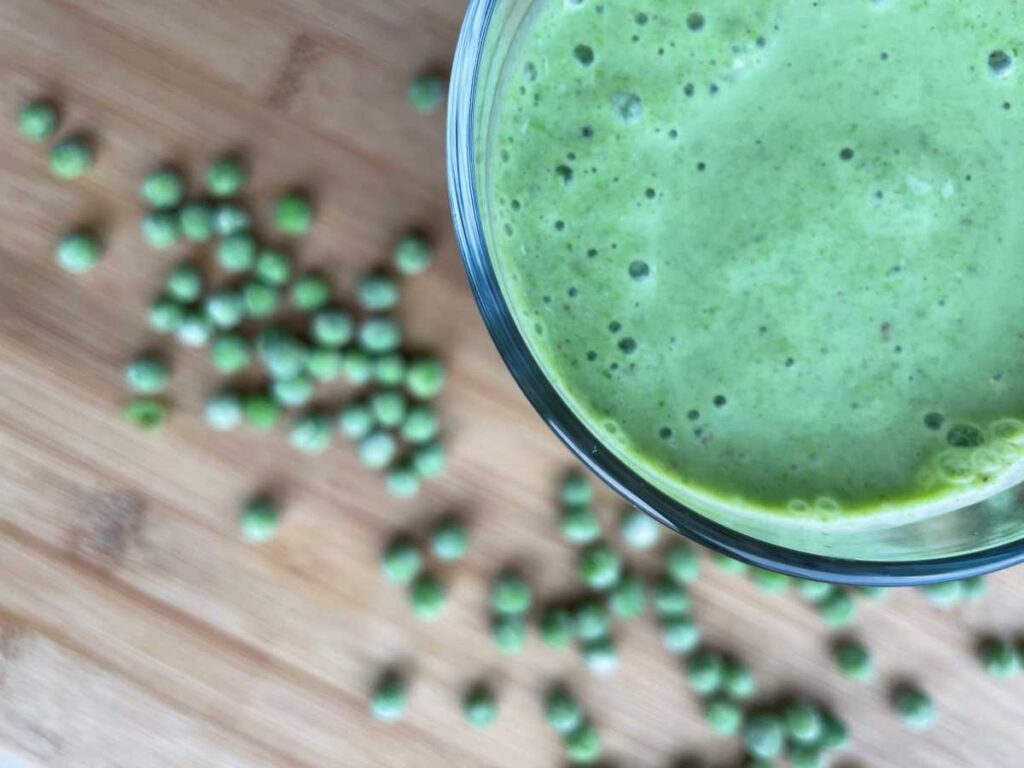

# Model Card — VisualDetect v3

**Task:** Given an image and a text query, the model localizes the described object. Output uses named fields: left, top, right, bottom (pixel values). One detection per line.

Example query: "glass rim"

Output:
left=444, top=0, right=1024, bottom=586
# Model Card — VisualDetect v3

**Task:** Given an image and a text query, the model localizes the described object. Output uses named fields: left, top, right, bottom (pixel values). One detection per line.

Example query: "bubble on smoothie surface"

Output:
left=989, top=50, right=1013, bottom=76
left=923, top=412, right=945, bottom=431
left=686, top=11, right=706, bottom=31
left=991, top=419, right=1024, bottom=445
left=839, top=147, right=855, bottom=161
left=936, top=451, right=975, bottom=484
left=611, top=92, right=643, bottom=123
left=556, top=165, right=574, bottom=185
left=573, top=44, right=595, bottom=66
left=618, top=337, right=638, bottom=354
left=628, top=260, right=650, bottom=281
left=946, top=424, right=985, bottom=448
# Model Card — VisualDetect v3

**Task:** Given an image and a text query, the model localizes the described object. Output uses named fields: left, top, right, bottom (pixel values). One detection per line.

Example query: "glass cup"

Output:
left=446, top=0, right=1024, bottom=585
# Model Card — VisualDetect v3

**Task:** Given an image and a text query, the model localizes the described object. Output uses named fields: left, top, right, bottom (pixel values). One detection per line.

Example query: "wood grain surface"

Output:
left=2, top=2, right=1024, bottom=767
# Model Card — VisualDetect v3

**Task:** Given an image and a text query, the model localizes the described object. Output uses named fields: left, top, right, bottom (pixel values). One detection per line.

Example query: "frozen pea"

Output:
left=386, top=463, right=421, bottom=498
left=820, top=712, right=849, bottom=750
left=393, top=233, right=432, bottom=276
left=382, top=536, right=422, bottom=584
left=179, top=201, right=216, bottom=243
left=255, top=248, right=292, bottom=286
left=204, top=390, right=244, bottom=431
left=582, top=635, right=619, bottom=675
left=370, top=670, right=406, bottom=722
left=205, top=289, right=246, bottom=329
left=240, top=495, right=280, bottom=543
left=176, top=309, right=213, bottom=348
left=411, top=440, right=446, bottom=477
left=578, top=541, right=622, bottom=591
left=50, top=135, right=94, bottom=179
left=564, top=721, right=601, bottom=765
left=243, top=393, right=282, bottom=431
left=978, top=638, right=1021, bottom=678
left=261, top=335, right=310, bottom=380
left=713, top=553, right=749, bottom=574
left=463, top=684, right=497, bottom=729
left=358, top=272, right=400, bottom=311
left=216, top=232, right=257, bottom=273
left=722, top=659, right=757, bottom=700
left=687, top=649, right=725, bottom=695
left=817, top=590, right=856, bottom=628
left=492, top=613, right=527, bottom=653
left=148, top=296, right=184, bottom=333
left=961, top=575, right=987, bottom=601
left=892, top=684, right=935, bottom=730
left=243, top=280, right=280, bottom=318
left=343, top=349, right=374, bottom=386
left=339, top=401, right=376, bottom=440
left=539, top=606, right=574, bottom=648
left=405, top=356, right=446, bottom=399
left=56, top=230, right=103, bottom=273
left=704, top=696, right=744, bottom=735
left=214, top=202, right=252, bottom=236
left=274, top=191, right=313, bottom=235
left=359, top=317, right=402, bottom=354
left=273, top=374, right=315, bottom=408
left=662, top=615, right=700, bottom=655
left=431, top=517, right=468, bottom=561
left=374, top=354, right=407, bottom=386
left=142, top=210, right=180, bottom=250
left=358, top=430, right=398, bottom=469
left=561, top=471, right=592, bottom=506
left=311, top=308, right=354, bottom=348
left=560, top=505, right=601, bottom=544
left=289, top=410, right=333, bottom=454
left=18, top=99, right=59, bottom=141
left=651, top=577, right=691, bottom=617
left=124, top=355, right=169, bottom=394
left=751, top=568, right=789, bottom=595
left=742, top=713, right=785, bottom=760
left=290, top=273, right=331, bottom=311
left=166, top=262, right=203, bottom=303
left=210, top=333, right=252, bottom=374
left=206, top=156, right=246, bottom=198
left=833, top=638, right=873, bottom=680
left=492, top=571, right=531, bottom=615
left=783, top=701, right=824, bottom=745
left=408, top=73, right=446, bottom=114
left=141, top=167, right=185, bottom=209
left=545, top=688, right=583, bottom=733
left=409, top=573, right=445, bottom=619
left=400, top=404, right=439, bottom=444
left=608, top=572, right=646, bottom=618
left=574, top=598, right=610, bottom=641
left=618, top=506, right=660, bottom=549
left=306, top=347, right=344, bottom=381
left=921, top=580, right=964, bottom=609
left=795, top=579, right=837, bottom=604
left=371, top=389, right=408, bottom=429
left=665, top=543, right=700, bottom=584
left=790, top=745, right=826, bottom=768
left=123, top=397, right=166, bottom=432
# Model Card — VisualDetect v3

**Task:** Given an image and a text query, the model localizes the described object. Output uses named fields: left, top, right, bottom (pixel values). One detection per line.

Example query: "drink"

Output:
left=482, top=0, right=1024, bottom=526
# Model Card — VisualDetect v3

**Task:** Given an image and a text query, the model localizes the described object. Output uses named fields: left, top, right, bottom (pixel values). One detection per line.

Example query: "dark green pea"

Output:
left=408, top=73, right=446, bottom=114
left=892, top=684, right=935, bottom=730
left=578, top=541, right=622, bottom=591
left=790, top=745, right=826, bottom=768
left=820, top=712, right=849, bottom=750
left=243, top=281, right=281, bottom=319
left=290, top=273, right=331, bottom=312
left=255, top=248, right=292, bottom=286
left=123, top=397, right=167, bottom=432
left=751, top=568, right=789, bottom=594
left=833, top=638, right=873, bottom=680
left=409, top=573, right=445, bottom=619
left=978, top=638, right=1021, bottom=678
left=564, top=721, right=602, bottom=765
left=179, top=201, right=216, bottom=243
left=492, top=613, right=527, bottom=653
left=652, top=576, right=691, bottom=617
left=411, top=441, right=446, bottom=478
left=742, top=713, right=785, bottom=760
left=817, top=590, right=856, bottom=628
left=405, top=356, right=445, bottom=399
left=148, top=296, right=184, bottom=333
left=374, top=354, right=407, bottom=386
left=560, top=471, right=592, bottom=506
left=539, top=606, right=573, bottom=648
left=431, top=517, right=468, bottom=561
left=662, top=615, right=700, bottom=655
left=783, top=701, right=824, bottom=744
left=665, top=543, right=700, bottom=584
left=216, top=232, right=257, bottom=273
left=582, top=635, right=619, bottom=675
left=722, top=659, right=756, bottom=699
left=608, top=572, right=646, bottom=618
left=544, top=687, right=583, bottom=733
left=306, top=348, right=344, bottom=382
left=386, top=462, right=421, bottom=498
left=574, top=598, right=610, bottom=641
left=288, top=409, right=333, bottom=454
left=687, top=648, right=724, bottom=695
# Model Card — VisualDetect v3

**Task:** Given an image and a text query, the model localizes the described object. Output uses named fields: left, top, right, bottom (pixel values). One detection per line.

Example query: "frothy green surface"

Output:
left=485, top=0, right=1024, bottom=520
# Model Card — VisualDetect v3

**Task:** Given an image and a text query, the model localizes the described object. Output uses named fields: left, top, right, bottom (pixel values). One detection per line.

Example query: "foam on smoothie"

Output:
left=482, top=0, right=1024, bottom=524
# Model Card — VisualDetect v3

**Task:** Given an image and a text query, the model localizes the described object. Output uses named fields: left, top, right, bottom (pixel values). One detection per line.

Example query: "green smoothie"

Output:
left=482, top=0, right=1024, bottom=525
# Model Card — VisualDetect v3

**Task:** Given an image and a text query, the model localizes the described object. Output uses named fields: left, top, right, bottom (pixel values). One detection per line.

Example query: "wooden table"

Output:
left=1, top=2, right=1023, bottom=766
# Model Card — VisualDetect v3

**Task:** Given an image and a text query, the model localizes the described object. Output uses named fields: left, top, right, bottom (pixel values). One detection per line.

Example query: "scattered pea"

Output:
left=148, top=296, right=184, bottom=333
left=789, top=745, right=826, bottom=768
left=618, top=506, right=660, bottom=549
left=431, top=517, right=468, bottom=561
left=411, top=440, right=446, bottom=477
left=210, top=333, right=252, bottom=374
left=343, top=349, right=374, bottom=386
left=662, top=615, right=701, bottom=655
left=124, top=355, right=169, bottom=394
left=961, top=575, right=988, bottom=601
left=713, top=553, right=749, bottom=574
left=261, top=334, right=310, bottom=380
left=665, top=543, right=700, bottom=584
left=166, top=262, right=203, bottom=303
left=274, top=191, right=313, bottom=235
left=855, top=585, right=890, bottom=601
left=492, top=571, right=531, bottom=615
left=582, top=635, right=619, bottom=675
left=50, top=135, right=94, bottom=179
left=370, top=670, right=406, bottom=722
left=408, top=73, right=447, bottom=114
left=359, top=317, right=402, bottom=354
left=704, top=696, right=744, bottom=735
left=560, top=471, right=592, bottom=506
left=742, top=713, right=785, bottom=760
left=574, top=598, right=611, bottom=641
left=652, top=577, right=691, bottom=617
left=273, top=374, right=315, bottom=409
left=204, top=390, right=244, bottom=431
left=339, top=401, right=376, bottom=441
left=123, top=397, right=167, bottom=432
left=393, top=233, right=432, bottom=276
left=176, top=309, right=214, bottom=348
left=243, top=392, right=282, bottom=431
left=492, top=613, right=527, bottom=653
left=545, top=687, right=583, bottom=733
left=382, top=536, right=423, bottom=585
left=358, top=430, right=398, bottom=469
left=289, top=410, right=333, bottom=454
left=141, top=167, right=185, bottom=209
left=56, top=230, right=103, bottom=273
left=751, top=568, right=789, bottom=595
left=216, top=232, right=258, bottom=273
left=687, top=649, right=724, bottom=695
left=386, top=462, right=421, bottom=498
left=142, top=210, right=181, bottom=250
left=608, top=572, right=646, bottom=618
left=356, top=272, right=398, bottom=312
left=463, top=684, right=497, bottom=728
left=892, top=684, right=935, bottom=730
left=564, top=721, right=601, bottom=764
left=833, top=638, right=873, bottom=680
left=179, top=201, right=216, bottom=243
left=795, top=579, right=837, bottom=603
left=371, top=389, right=408, bottom=428
left=206, top=156, right=246, bottom=198
left=921, top=580, right=964, bottom=609
left=374, top=354, right=407, bottom=387
left=783, top=701, right=824, bottom=745
left=409, top=573, right=445, bottom=619
left=722, top=659, right=757, bottom=700
left=290, top=273, right=331, bottom=311
left=243, top=280, right=280, bottom=318
left=306, top=347, right=344, bottom=381
left=560, top=505, right=601, bottom=544
left=311, top=308, right=354, bottom=348
left=978, top=638, right=1021, bottom=678
left=255, top=248, right=293, bottom=286
left=214, top=202, right=252, bottom=236
left=820, top=712, right=850, bottom=750
left=205, top=289, right=246, bottom=329
left=539, top=606, right=574, bottom=648
left=405, top=356, right=445, bottom=399
left=817, top=590, right=856, bottom=628
left=240, top=495, right=280, bottom=543
left=18, top=99, right=59, bottom=141
left=578, top=541, right=622, bottom=591
left=400, top=404, right=439, bottom=444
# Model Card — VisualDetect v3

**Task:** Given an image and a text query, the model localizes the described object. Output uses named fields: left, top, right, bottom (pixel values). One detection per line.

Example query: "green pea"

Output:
left=652, top=577, right=691, bottom=617
left=582, top=635, right=619, bottom=675
left=704, top=696, right=744, bottom=735
left=306, top=348, right=344, bottom=382
left=411, top=441, right=446, bottom=478
left=563, top=721, right=601, bottom=765
left=274, top=191, right=313, bottom=235
left=400, top=404, right=439, bottom=444
left=608, top=572, right=646, bottom=618
left=492, top=613, right=527, bottom=653
left=243, top=393, right=282, bottom=431
left=382, top=536, right=422, bottom=584
left=820, top=712, right=849, bottom=750
left=409, top=573, right=445, bottom=619
left=148, top=296, right=184, bottom=333
left=18, top=99, right=59, bottom=141
left=359, top=317, right=402, bottom=354
left=311, top=308, right=354, bottom=348
left=141, top=167, right=185, bottom=209
left=289, top=410, right=333, bottom=454
left=578, top=541, right=622, bottom=591
left=369, top=670, right=406, bottom=722
left=544, top=687, right=583, bottom=733
left=665, top=543, right=700, bottom=585
left=342, top=349, right=374, bottom=386
left=204, top=390, right=244, bottom=431
left=176, top=309, right=213, bottom=348
left=920, top=580, right=964, bottom=609
left=539, top=606, right=574, bottom=648
left=405, top=356, right=445, bottom=399
left=783, top=701, right=824, bottom=745
left=431, top=517, right=468, bottom=561
left=371, top=389, right=407, bottom=429
left=358, top=430, right=398, bottom=469
left=833, top=638, right=873, bottom=680
left=386, top=463, right=421, bottom=498
left=178, top=201, right=216, bottom=243
left=374, top=354, right=407, bottom=387
left=216, top=232, right=257, bottom=273
left=713, top=553, right=749, bottom=574
left=722, top=659, right=757, bottom=700
left=50, top=135, right=94, bottom=179
left=290, top=273, right=331, bottom=311
left=393, top=233, right=432, bottom=276
left=338, top=401, right=376, bottom=441
left=687, top=649, right=725, bottom=696
left=492, top=571, right=531, bottom=615
left=123, top=397, right=167, bottom=432
left=662, top=615, right=700, bottom=655
left=255, top=248, right=293, bottom=286
left=961, top=575, right=987, bottom=601
left=206, top=156, right=246, bottom=198
left=142, top=210, right=181, bottom=250
left=166, top=262, right=203, bottom=303
left=978, top=638, right=1021, bottom=678
left=243, top=281, right=280, bottom=318
left=561, top=471, right=592, bottom=506
left=892, top=684, right=935, bottom=730
left=854, top=585, right=890, bottom=601
left=124, top=355, right=169, bottom=394
left=358, top=272, right=399, bottom=311
left=795, top=579, right=836, bottom=604
left=210, top=333, right=252, bottom=374
left=817, top=590, right=856, bottom=628
left=463, top=683, right=497, bottom=728
left=574, top=598, right=610, bottom=641
left=56, top=230, right=103, bottom=273
left=214, top=202, right=252, bottom=236
left=408, top=73, right=446, bottom=114
left=751, top=568, right=789, bottom=595
left=273, top=374, right=315, bottom=409
left=618, top=506, right=660, bottom=550
left=742, top=713, right=785, bottom=760
left=560, top=505, right=601, bottom=544
left=261, top=334, right=310, bottom=380
left=240, top=495, right=280, bottom=543
left=205, top=289, right=246, bottom=329
left=789, top=745, right=826, bottom=768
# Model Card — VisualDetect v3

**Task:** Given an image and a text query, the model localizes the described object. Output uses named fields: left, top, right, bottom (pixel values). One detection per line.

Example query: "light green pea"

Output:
left=795, top=579, right=837, bottom=603
left=722, top=659, right=757, bottom=700
left=574, top=598, right=610, bottom=641
left=210, top=333, right=252, bottom=374
left=409, top=573, right=445, bottom=619
left=492, top=571, right=531, bottom=615
left=141, top=168, right=185, bottom=209
left=306, top=348, right=344, bottom=382
left=205, top=289, right=246, bottom=329
left=204, top=391, right=244, bottom=431
left=290, top=273, right=331, bottom=311
left=358, top=430, right=398, bottom=469
left=214, top=202, right=252, bottom=236
left=544, top=687, right=583, bottom=733
left=492, top=613, right=527, bottom=653
left=405, top=356, right=445, bottom=399
left=411, top=441, right=446, bottom=477
left=578, top=541, right=622, bottom=591
left=386, top=463, right=421, bottom=498
left=783, top=701, right=824, bottom=745
left=50, top=135, right=94, bottom=179
left=371, top=389, right=407, bottom=429
left=216, top=232, right=257, bottom=272
left=687, top=649, right=725, bottom=696
left=370, top=670, right=406, bottom=722
left=833, top=638, right=873, bottom=680
left=255, top=248, right=292, bottom=286
left=892, top=684, right=935, bottom=730
left=243, top=393, right=281, bottom=431
left=561, top=471, right=592, bottom=506
left=274, top=191, right=313, bottom=235
left=18, top=99, right=59, bottom=141
left=665, top=544, right=700, bottom=585
left=713, top=553, right=749, bottom=574
left=618, top=506, right=661, bottom=549
left=273, top=374, right=315, bottom=408
left=582, top=635, right=619, bottom=675
left=742, top=713, right=785, bottom=760
left=179, top=201, right=216, bottom=243
left=339, top=401, right=376, bottom=440
left=343, top=349, right=374, bottom=386
left=560, top=505, right=601, bottom=544
left=166, top=262, right=203, bottom=303
left=358, top=272, right=399, bottom=311
left=463, top=683, right=497, bottom=728
left=358, top=317, right=402, bottom=354
left=652, top=577, right=691, bottom=617
left=142, top=210, right=180, bottom=250
left=381, top=536, right=422, bottom=584
left=206, top=156, right=246, bottom=198
left=240, top=495, right=280, bottom=543
left=311, top=308, right=354, bottom=348
left=56, top=230, right=103, bottom=273
left=289, top=410, right=333, bottom=454
left=400, top=404, right=439, bottom=444
left=243, top=280, right=280, bottom=318
left=148, top=296, right=184, bottom=333
left=817, top=590, right=856, bottom=628
left=124, top=355, right=169, bottom=394
left=123, top=397, right=167, bottom=432
left=431, top=517, right=468, bottom=561
left=261, top=335, right=310, bottom=380
left=704, top=696, right=744, bottom=735
left=608, top=572, right=646, bottom=618
left=539, top=606, right=574, bottom=648
left=563, top=721, right=601, bottom=765
left=408, top=73, right=446, bottom=114
left=751, top=568, right=790, bottom=595
left=662, top=615, right=700, bottom=655
left=177, top=309, right=213, bottom=348
left=393, top=233, right=432, bottom=276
